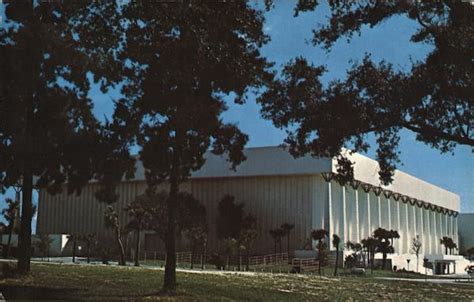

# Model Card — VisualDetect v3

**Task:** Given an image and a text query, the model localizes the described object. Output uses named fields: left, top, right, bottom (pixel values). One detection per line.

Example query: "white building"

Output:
left=37, top=146, right=466, bottom=273
left=459, top=213, right=474, bottom=255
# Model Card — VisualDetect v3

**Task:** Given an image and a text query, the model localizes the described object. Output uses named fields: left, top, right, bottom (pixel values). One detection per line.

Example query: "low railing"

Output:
left=248, top=252, right=288, bottom=266
left=292, top=258, right=318, bottom=273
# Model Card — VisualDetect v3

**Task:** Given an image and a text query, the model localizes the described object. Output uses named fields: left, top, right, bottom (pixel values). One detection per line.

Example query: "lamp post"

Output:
left=407, top=259, right=410, bottom=271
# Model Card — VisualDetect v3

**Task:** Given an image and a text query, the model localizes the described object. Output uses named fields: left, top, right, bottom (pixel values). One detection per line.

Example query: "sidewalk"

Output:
left=377, top=277, right=474, bottom=284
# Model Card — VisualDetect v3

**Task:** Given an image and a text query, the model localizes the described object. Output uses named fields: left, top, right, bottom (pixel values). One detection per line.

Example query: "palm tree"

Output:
left=185, top=226, right=207, bottom=269
left=388, top=229, right=400, bottom=247
left=268, top=229, right=281, bottom=254
left=373, top=228, right=398, bottom=270
left=1, top=198, right=19, bottom=258
left=280, top=223, right=295, bottom=256
left=85, top=233, right=96, bottom=264
left=275, top=229, right=285, bottom=253
left=125, top=195, right=151, bottom=267
left=440, top=236, right=450, bottom=255
left=104, top=206, right=126, bottom=266
left=446, top=238, right=457, bottom=255
left=35, top=234, right=53, bottom=260
left=311, top=229, right=329, bottom=276
left=67, top=234, right=78, bottom=263
left=332, top=234, right=341, bottom=276
left=361, top=237, right=378, bottom=273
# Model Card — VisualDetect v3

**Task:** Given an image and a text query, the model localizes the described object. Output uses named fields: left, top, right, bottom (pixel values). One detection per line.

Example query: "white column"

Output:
left=450, top=215, right=454, bottom=238
left=412, top=205, right=416, bottom=235
left=355, top=189, right=360, bottom=243
left=426, top=208, right=431, bottom=254
left=443, top=212, right=448, bottom=253
left=405, top=203, right=410, bottom=254
left=387, top=198, right=392, bottom=230
left=395, top=200, right=400, bottom=253
left=328, top=181, right=334, bottom=250
left=420, top=206, right=425, bottom=254
left=432, top=210, right=438, bottom=254
left=378, top=196, right=382, bottom=227
left=367, top=193, right=371, bottom=238
left=445, top=213, right=448, bottom=239
left=342, top=186, right=347, bottom=244
left=438, top=212, right=442, bottom=238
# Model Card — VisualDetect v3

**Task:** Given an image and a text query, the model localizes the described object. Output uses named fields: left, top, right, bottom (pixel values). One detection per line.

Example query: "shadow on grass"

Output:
left=0, top=285, right=81, bottom=301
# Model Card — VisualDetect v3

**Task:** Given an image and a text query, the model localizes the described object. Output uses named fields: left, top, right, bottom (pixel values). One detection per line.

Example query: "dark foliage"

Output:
left=311, top=229, right=329, bottom=276
left=216, top=195, right=245, bottom=240
left=260, top=1, right=473, bottom=185
left=105, top=1, right=274, bottom=291
left=0, top=1, right=129, bottom=273
left=373, top=228, right=399, bottom=270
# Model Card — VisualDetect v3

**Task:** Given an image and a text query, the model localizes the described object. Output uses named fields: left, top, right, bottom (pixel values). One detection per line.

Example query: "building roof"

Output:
left=133, top=146, right=460, bottom=212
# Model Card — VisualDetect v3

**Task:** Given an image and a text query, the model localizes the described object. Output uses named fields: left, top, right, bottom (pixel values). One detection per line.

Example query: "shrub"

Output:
left=1, top=262, right=19, bottom=278
left=345, top=255, right=357, bottom=269
left=208, top=253, right=226, bottom=270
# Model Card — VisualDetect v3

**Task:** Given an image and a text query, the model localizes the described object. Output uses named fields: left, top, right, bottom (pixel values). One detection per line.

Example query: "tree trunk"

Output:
left=274, top=241, right=276, bottom=254
left=287, top=235, right=290, bottom=257
left=163, top=176, right=178, bottom=292
left=246, top=246, right=250, bottom=271
left=87, top=241, right=91, bottom=264
left=382, top=253, right=387, bottom=270
left=135, top=228, right=140, bottom=266
left=334, top=247, right=339, bottom=276
left=72, top=237, right=77, bottom=263
left=115, top=227, right=126, bottom=266
left=445, top=245, right=448, bottom=255
left=17, top=173, right=33, bottom=274
left=190, top=245, right=195, bottom=270
left=5, top=228, right=13, bottom=258
left=201, top=240, right=207, bottom=270
left=237, top=249, right=241, bottom=271
left=370, top=250, right=374, bottom=273
left=317, top=241, right=322, bottom=276
left=279, top=239, right=282, bottom=254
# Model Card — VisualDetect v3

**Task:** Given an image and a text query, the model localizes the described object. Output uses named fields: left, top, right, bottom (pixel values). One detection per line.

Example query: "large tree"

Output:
left=1, top=198, right=19, bottom=258
left=0, top=1, right=126, bottom=273
left=260, top=1, right=473, bottom=184
left=115, top=2, right=272, bottom=291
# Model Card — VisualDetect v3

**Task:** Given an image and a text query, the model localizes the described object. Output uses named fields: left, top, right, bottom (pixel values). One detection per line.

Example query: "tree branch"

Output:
left=403, top=123, right=474, bottom=146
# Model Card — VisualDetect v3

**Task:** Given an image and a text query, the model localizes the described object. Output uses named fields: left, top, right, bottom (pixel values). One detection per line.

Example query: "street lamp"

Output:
left=372, top=186, right=382, bottom=196
left=361, top=183, right=372, bottom=193
left=407, top=259, right=410, bottom=271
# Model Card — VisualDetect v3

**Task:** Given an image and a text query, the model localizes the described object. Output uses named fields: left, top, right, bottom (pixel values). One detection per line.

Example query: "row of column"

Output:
left=325, top=180, right=458, bottom=255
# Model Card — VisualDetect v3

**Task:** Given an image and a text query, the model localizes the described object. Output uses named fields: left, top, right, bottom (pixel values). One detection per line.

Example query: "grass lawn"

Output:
left=0, top=262, right=473, bottom=301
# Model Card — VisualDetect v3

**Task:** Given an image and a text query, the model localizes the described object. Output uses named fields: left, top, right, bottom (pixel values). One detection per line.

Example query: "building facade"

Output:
left=459, top=213, right=474, bottom=255
left=37, top=146, right=461, bottom=270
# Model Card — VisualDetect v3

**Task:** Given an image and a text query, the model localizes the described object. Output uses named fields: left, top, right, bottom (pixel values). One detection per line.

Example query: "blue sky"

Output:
left=65, top=2, right=474, bottom=213
left=1, top=2, right=473, bottom=232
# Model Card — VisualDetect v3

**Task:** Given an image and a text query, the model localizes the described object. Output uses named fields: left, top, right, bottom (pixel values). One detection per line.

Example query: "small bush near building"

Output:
left=1, top=262, right=19, bottom=278
left=209, top=253, right=226, bottom=270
